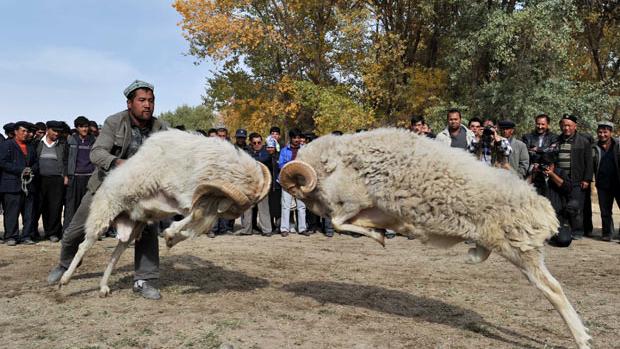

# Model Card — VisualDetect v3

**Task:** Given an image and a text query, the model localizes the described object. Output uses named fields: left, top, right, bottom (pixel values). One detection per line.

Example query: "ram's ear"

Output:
left=192, top=180, right=250, bottom=210
left=279, top=160, right=317, bottom=198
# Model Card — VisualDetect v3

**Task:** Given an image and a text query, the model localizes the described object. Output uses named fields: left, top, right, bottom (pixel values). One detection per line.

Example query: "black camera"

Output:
left=539, top=163, right=550, bottom=172
left=481, top=126, right=495, bottom=144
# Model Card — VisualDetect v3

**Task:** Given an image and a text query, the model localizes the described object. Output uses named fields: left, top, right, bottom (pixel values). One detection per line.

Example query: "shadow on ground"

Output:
left=282, top=281, right=566, bottom=349
left=64, top=254, right=268, bottom=297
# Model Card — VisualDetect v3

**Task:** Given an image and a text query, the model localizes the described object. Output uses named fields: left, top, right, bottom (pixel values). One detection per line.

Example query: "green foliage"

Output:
left=292, top=80, right=375, bottom=134
left=445, top=0, right=618, bottom=132
left=175, top=0, right=619, bottom=135
left=158, top=104, right=216, bottom=131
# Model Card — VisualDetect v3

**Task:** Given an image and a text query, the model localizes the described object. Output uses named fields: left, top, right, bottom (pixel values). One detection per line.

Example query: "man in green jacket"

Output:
left=47, top=80, right=167, bottom=300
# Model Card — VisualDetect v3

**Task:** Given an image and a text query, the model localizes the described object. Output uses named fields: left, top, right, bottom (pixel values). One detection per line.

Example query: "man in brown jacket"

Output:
left=47, top=80, right=167, bottom=300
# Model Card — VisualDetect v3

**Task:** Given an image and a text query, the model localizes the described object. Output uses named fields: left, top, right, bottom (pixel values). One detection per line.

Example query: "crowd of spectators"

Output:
left=413, top=109, right=617, bottom=246
left=2, top=108, right=619, bottom=249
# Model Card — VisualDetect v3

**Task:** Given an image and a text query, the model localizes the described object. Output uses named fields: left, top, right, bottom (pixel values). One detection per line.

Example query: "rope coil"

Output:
left=21, top=167, right=33, bottom=196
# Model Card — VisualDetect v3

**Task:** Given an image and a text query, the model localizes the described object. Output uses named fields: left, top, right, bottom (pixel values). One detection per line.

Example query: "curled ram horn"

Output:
left=256, top=162, right=272, bottom=202
left=279, top=160, right=317, bottom=196
left=192, top=180, right=250, bottom=209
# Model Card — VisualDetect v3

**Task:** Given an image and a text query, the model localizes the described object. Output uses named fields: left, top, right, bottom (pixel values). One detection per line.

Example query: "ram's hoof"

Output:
left=99, top=286, right=111, bottom=298
left=466, top=245, right=490, bottom=264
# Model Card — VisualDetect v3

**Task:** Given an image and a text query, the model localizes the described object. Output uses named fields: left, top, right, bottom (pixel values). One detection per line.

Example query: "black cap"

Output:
left=235, top=128, right=248, bottom=138
left=560, top=114, right=577, bottom=124
left=25, top=122, right=36, bottom=132
left=3, top=122, right=15, bottom=133
left=13, top=121, right=31, bottom=131
left=74, top=116, right=89, bottom=127
left=46, top=120, right=64, bottom=131
left=498, top=120, right=516, bottom=129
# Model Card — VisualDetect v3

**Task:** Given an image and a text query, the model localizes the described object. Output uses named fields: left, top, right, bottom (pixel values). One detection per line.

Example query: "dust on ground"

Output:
left=0, top=221, right=618, bottom=349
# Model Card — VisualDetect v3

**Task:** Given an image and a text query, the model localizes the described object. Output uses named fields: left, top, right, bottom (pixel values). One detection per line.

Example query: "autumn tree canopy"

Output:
left=174, top=0, right=619, bottom=135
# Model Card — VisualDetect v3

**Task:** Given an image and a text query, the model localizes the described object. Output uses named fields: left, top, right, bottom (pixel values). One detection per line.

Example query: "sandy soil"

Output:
left=0, top=214, right=619, bottom=349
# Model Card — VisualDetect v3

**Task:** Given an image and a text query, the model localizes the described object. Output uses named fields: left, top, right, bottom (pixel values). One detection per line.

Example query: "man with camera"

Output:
left=499, top=119, right=529, bottom=178
left=528, top=152, right=573, bottom=247
left=467, top=118, right=512, bottom=168
left=592, top=121, right=620, bottom=242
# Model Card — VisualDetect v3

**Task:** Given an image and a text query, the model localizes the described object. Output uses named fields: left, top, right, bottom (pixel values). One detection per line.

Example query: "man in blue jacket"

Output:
left=0, top=121, right=38, bottom=245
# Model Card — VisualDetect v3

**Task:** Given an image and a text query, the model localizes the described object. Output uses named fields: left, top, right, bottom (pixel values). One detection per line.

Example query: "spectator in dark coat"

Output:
left=499, top=120, right=529, bottom=179
left=592, top=121, right=620, bottom=241
left=34, top=122, right=46, bottom=142
left=555, top=114, right=593, bottom=239
left=0, top=127, right=5, bottom=217
left=88, top=121, right=99, bottom=137
left=3, top=123, right=15, bottom=140
left=35, top=121, right=68, bottom=242
left=265, top=137, right=281, bottom=233
left=0, top=121, right=38, bottom=245
left=238, top=132, right=272, bottom=236
left=522, top=114, right=559, bottom=157
left=528, top=152, right=573, bottom=247
left=234, top=128, right=249, bottom=151
left=63, top=116, right=96, bottom=234
left=580, top=131, right=595, bottom=237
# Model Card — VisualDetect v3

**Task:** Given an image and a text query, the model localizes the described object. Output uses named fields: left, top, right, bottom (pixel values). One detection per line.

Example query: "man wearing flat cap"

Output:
left=499, top=120, right=529, bottom=179
left=593, top=121, right=620, bottom=241
left=48, top=79, right=167, bottom=300
left=63, top=116, right=96, bottom=236
left=0, top=126, right=5, bottom=218
left=3, top=123, right=15, bottom=140
left=35, top=120, right=68, bottom=242
left=234, top=128, right=249, bottom=150
left=0, top=121, right=38, bottom=245
left=556, top=114, right=593, bottom=240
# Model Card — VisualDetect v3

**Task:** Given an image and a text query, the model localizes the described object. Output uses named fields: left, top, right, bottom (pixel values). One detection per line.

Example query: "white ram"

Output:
left=279, top=128, right=590, bottom=349
left=59, top=130, right=271, bottom=296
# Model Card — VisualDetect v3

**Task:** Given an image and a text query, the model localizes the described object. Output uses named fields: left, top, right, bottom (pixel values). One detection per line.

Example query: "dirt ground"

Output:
left=0, top=204, right=619, bottom=349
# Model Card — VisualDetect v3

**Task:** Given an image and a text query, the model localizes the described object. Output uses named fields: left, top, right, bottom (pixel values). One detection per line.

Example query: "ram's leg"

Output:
left=99, top=240, right=130, bottom=297
left=466, top=244, right=491, bottom=264
left=331, top=208, right=400, bottom=246
left=163, top=207, right=219, bottom=248
left=59, top=228, right=102, bottom=287
left=331, top=221, right=386, bottom=246
left=99, top=223, right=144, bottom=297
left=507, top=248, right=591, bottom=349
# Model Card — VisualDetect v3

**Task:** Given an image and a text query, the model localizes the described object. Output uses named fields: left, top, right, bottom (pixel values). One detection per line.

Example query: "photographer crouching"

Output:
left=528, top=152, right=574, bottom=247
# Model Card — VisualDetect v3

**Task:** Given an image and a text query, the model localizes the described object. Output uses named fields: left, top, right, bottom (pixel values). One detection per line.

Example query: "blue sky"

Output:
left=0, top=0, right=215, bottom=125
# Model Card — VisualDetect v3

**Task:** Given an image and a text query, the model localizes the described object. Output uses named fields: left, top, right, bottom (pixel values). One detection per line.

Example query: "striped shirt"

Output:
left=557, top=135, right=573, bottom=178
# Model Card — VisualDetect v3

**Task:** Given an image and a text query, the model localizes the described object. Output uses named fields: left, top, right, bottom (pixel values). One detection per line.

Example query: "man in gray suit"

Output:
left=500, top=120, right=529, bottom=179
left=47, top=80, right=167, bottom=299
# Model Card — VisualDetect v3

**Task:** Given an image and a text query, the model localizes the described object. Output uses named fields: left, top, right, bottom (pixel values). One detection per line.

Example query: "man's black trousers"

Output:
left=39, top=175, right=65, bottom=239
